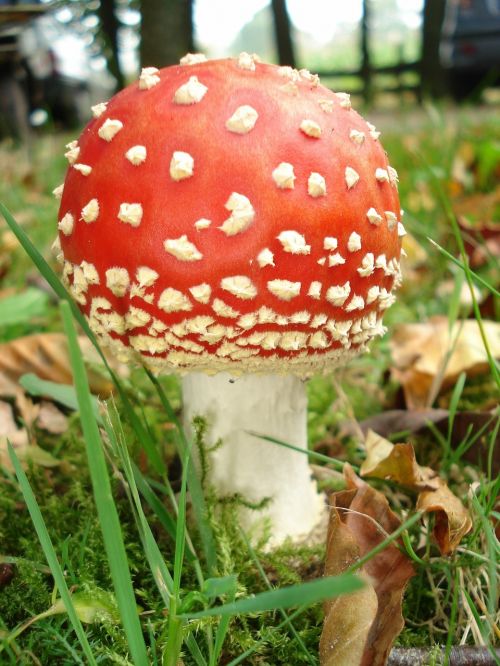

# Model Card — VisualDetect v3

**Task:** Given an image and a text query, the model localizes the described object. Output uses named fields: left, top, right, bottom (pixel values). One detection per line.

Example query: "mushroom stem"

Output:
left=182, top=372, right=326, bottom=545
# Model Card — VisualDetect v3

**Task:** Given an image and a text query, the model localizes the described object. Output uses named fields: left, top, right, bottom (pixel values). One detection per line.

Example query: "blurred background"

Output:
left=0, top=0, right=499, bottom=139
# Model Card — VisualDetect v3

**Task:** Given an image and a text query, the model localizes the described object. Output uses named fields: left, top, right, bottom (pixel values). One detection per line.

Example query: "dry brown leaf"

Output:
left=0, top=400, right=60, bottom=471
left=320, top=579, right=378, bottom=666
left=417, top=481, right=473, bottom=556
left=398, top=233, right=428, bottom=287
left=14, top=389, right=40, bottom=429
left=0, top=333, right=117, bottom=398
left=390, top=316, right=500, bottom=409
left=0, top=230, right=17, bottom=280
left=321, top=502, right=378, bottom=665
left=320, top=465, right=415, bottom=666
left=436, top=280, right=484, bottom=306
left=359, top=431, right=472, bottom=555
left=359, top=409, right=499, bottom=475
left=360, top=430, right=440, bottom=491
left=36, top=401, right=68, bottom=434
left=359, top=409, right=448, bottom=439
left=0, top=400, right=28, bottom=450
left=456, top=189, right=500, bottom=233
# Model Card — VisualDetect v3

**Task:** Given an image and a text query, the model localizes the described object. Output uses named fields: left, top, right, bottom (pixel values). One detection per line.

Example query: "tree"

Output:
left=360, top=0, right=373, bottom=104
left=420, top=0, right=447, bottom=98
left=140, top=0, right=194, bottom=68
left=270, top=0, right=296, bottom=67
left=98, top=0, right=125, bottom=90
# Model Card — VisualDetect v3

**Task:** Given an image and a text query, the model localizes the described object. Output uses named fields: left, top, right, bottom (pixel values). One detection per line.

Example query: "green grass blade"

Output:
left=102, top=403, right=174, bottom=607
left=210, top=595, right=235, bottom=666
left=348, top=512, right=423, bottom=573
left=225, top=606, right=308, bottom=666
left=425, top=178, right=500, bottom=388
left=131, top=464, right=178, bottom=548
left=173, top=441, right=191, bottom=600
left=448, top=410, right=498, bottom=469
left=427, top=238, right=500, bottom=298
left=444, top=569, right=459, bottom=664
left=145, top=368, right=217, bottom=575
left=0, top=202, right=164, bottom=474
left=163, top=435, right=192, bottom=666
left=20, top=373, right=101, bottom=422
left=470, top=494, right=499, bottom=622
left=462, top=589, right=500, bottom=666
left=240, top=530, right=316, bottom=665
left=180, top=574, right=363, bottom=619
left=7, top=442, right=97, bottom=665
left=60, top=301, right=149, bottom=666
left=186, top=635, right=208, bottom=666
left=247, top=431, right=356, bottom=471
left=447, top=372, right=466, bottom=447
left=103, top=402, right=208, bottom=666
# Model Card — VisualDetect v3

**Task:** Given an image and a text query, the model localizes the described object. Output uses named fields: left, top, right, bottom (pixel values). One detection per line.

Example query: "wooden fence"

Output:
left=314, top=59, right=422, bottom=103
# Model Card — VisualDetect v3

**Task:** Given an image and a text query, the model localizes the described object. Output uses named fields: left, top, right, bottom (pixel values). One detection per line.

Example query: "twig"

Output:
left=388, top=646, right=500, bottom=665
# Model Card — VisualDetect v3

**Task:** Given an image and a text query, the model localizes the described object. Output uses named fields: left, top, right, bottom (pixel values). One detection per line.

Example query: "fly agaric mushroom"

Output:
left=54, top=54, right=403, bottom=545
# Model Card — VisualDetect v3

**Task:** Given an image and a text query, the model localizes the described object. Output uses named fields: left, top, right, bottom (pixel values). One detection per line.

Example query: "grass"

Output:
left=0, top=104, right=499, bottom=664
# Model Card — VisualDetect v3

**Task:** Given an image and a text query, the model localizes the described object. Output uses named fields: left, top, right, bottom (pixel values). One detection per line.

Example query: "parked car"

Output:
left=0, top=1, right=115, bottom=140
left=440, top=0, right=500, bottom=99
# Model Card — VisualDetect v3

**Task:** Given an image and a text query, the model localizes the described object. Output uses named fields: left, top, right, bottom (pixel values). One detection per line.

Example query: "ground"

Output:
left=0, top=102, right=498, bottom=665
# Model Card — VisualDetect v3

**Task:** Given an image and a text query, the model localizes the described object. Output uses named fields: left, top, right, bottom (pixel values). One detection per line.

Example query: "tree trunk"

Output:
left=98, top=0, right=125, bottom=90
left=140, top=0, right=194, bottom=69
left=420, top=0, right=447, bottom=98
left=270, top=0, right=296, bottom=67
left=360, top=0, right=372, bottom=105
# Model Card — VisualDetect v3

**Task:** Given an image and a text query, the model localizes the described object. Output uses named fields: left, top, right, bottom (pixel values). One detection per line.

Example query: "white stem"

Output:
left=182, top=372, right=326, bottom=546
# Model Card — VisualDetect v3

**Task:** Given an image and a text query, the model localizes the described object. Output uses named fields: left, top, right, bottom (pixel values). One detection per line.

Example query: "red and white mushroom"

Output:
left=55, top=53, right=403, bottom=545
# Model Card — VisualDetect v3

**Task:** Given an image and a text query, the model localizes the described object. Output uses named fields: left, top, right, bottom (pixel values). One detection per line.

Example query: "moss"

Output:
left=187, top=464, right=327, bottom=665
left=0, top=560, right=50, bottom=627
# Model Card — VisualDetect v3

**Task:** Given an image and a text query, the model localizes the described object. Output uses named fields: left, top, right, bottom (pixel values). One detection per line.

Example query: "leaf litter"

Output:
left=360, top=429, right=472, bottom=555
left=0, top=332, right=127, bottom=471
left=320, top=465, right=415, bottom=666
left=390, top=316, right=500, bottom=409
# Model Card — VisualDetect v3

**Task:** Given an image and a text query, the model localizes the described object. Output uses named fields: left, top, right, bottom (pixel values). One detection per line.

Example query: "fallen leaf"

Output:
left=359, top=409, right=448, bottom=439
left=359, top=431, right=472, bottom=555
left=436, top=279, right=484, bottom=306
left=320, top=577, right=378, bottom=666
left=360, top=430, right=440, bottom=491
left=0, top=230, right=17, bottom=280
left=321, top=502, right=378, bottom=665
left=399, top=233, right=428, bottom=287
left=320, top=465, right=415, bottom=666
left=36, top=401, right=68, bottom=434
left=0, top=333, right=117, bottom=398
left=0, top=400, right=28, bottom=450
left=14, top=389, right=40, bottom=429
left=0, top=399, right=60, bottom=471
left=390, top=316, right=500, bottom=409
left=417, top=480, right=473, bottom=555
left=456, top=189, right=500, bottom=238
left=359, top=409, right=499, bottom=476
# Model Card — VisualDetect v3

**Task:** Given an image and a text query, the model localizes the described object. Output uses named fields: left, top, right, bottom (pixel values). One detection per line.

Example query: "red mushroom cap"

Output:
left=55, top=54, right=404, bottom=376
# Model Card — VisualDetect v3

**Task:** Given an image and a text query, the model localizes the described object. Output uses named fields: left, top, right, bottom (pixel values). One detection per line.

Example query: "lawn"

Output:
left=0, top=103, right=498, bottom=665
